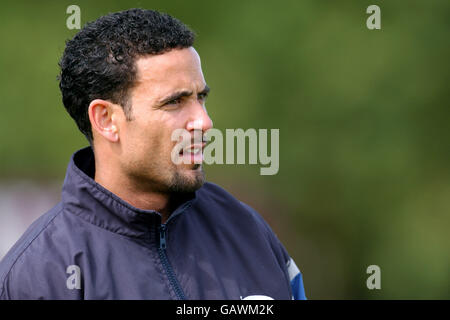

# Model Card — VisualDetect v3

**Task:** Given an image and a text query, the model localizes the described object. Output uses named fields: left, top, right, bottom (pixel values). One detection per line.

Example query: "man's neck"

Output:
left=94, top=165, right=174, bottom=223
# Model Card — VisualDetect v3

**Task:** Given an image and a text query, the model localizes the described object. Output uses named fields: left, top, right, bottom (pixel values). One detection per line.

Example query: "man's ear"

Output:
left=88, top=99, right=120, bottom=142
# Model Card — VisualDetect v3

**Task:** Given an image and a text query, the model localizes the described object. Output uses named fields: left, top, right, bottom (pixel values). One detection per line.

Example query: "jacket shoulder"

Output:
left=0, top=203, right=64, bottom=299
left=198, top=182, right=277, bottom=227
left=196, top=182, right=290, bottom=260
left=192, top=182, right=295, bottom=298
left=198, top=182, right=262, bottom=218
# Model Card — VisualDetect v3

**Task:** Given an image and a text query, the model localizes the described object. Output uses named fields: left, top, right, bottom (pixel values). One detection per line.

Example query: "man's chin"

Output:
left=168, top=166, right=206, bottom=193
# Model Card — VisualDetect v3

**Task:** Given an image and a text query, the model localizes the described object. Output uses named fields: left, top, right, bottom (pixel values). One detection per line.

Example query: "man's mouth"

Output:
left=179, top=142, right=206, bottom=164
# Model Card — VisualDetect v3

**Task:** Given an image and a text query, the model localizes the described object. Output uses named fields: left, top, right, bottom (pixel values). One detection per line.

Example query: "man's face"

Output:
left=116, top=47, right=213, bottom=193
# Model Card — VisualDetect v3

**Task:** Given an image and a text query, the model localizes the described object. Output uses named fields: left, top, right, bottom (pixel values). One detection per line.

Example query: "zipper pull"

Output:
left=159, top=225, right=167, bottom=250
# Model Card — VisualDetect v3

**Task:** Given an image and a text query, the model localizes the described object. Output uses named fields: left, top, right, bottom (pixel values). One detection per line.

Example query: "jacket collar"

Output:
left=61, top=147, right=197, bottom=239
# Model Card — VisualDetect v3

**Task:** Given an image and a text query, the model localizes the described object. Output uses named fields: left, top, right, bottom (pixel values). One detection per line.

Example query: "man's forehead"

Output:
left=135, top=47, right=201, bottom=80
left=133, top=47, right=205, bottom=96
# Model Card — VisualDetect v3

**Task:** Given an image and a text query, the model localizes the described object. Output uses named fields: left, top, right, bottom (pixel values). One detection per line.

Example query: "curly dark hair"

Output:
left=58, top=8, right=195, bottom=143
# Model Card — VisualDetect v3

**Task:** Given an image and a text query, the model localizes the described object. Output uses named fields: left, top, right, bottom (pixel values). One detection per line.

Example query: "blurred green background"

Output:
left=0, top=0, right=448, bottom=299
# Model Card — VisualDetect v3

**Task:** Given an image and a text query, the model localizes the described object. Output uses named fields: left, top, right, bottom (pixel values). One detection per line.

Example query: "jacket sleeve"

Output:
left=286, top=257, right=307, bottom=300
left=240, top=201, right=307, bottom=300
left=0, top=286, right=7, bottom=300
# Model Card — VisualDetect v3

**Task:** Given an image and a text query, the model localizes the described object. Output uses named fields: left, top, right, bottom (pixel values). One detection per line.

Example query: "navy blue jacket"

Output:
left=0, top=147, right=306, bottom=300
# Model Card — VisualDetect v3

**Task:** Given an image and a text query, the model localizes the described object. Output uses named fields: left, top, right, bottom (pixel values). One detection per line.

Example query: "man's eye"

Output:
left=198, top=93, right=208, bottom=101
left=165, top=98, right=182, bottom=106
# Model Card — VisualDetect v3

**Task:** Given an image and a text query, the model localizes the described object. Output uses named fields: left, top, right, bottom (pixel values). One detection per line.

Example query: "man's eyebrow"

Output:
left=199, top=85, right=210, bottom=96
left=158, top=90, right=193, bottom=105
left=158, top=85, right=210, bottom=105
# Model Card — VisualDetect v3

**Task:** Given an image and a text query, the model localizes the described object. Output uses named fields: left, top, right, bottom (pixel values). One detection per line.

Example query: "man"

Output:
left=0, top=8, right=306, bottom=300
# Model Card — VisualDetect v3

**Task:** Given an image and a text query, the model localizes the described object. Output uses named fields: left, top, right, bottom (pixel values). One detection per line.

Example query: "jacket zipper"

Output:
left=158, top=223, right=186, bottom=300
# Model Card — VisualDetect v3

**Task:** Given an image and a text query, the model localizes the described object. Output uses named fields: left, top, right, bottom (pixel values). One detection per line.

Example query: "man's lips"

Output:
left=177, top=142, right=206, bottom=165
left=179, top=142, right=206, bottom=155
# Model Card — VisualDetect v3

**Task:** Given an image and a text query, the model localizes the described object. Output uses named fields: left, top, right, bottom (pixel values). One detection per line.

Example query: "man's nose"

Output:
left=186, top=104, right=213, bottom=132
